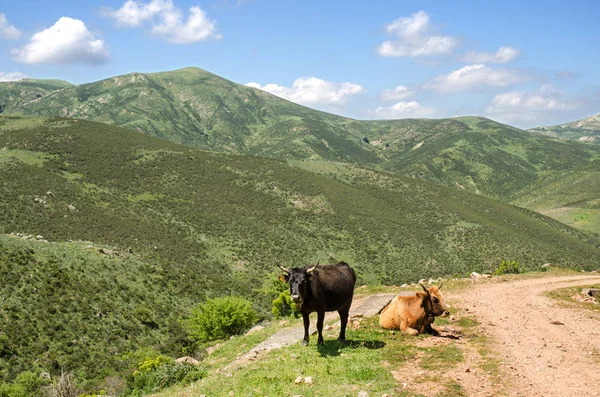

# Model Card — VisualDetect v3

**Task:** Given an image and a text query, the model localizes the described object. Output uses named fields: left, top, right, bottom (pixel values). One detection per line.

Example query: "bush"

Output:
left=494, top=260, right=522, bottom=275
left=184, top=296, right=257, bottom=343
left=271, top=289, right=299, bottom=318
left=127, top=356, right=206, bottom=395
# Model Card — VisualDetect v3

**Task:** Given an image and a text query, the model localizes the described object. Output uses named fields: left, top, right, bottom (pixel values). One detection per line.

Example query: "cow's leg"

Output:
left=316, top=310, right=325, bottom=346
left=337, top=305, right=350, bottom=342
left=404, top=327, right=419, bottom=336
left=401, top=320, right=419, bottom=336
left=301, top=312, right=310, bottom=346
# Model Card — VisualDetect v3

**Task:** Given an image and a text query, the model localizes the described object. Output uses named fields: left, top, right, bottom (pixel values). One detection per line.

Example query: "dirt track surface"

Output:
left=455, top=274, right=600, bottom=397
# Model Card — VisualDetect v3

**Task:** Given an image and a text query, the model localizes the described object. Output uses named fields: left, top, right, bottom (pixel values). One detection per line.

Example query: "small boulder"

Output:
left=358, top=391, right=369, bottom=397
left=470, top=272, right=482, bottom=279
left=246, top=325, right=264, bottom=335
left=175, top=356, right=200, bottom=365
left=304, top=376, right=313, bottom=385
left=67, top=204, right=77, bottom=212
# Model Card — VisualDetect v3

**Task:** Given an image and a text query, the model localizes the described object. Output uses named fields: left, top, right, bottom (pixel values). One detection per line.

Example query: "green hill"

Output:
left=0, top=79, right=73, bottom=114
left=513, top=161, right=600, bottom=233
left=529, top=113, right=600, bottom=142
left=2, top=115, right=600, bottom=390
left=5, top=68, right=600, bottom=201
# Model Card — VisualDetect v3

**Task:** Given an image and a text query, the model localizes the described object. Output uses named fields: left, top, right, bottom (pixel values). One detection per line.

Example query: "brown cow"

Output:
left=279, top=261, right=356, bottom=346
left=379, top=283, right=449, bottom=335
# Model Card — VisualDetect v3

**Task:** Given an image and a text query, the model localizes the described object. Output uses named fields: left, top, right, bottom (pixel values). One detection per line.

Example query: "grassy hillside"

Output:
left=513, top=161, right=600, bottom=233
left=529, top=113, right=600, bottom=142
left=6, top=68, right=600, bottom=201
left=2, top=115, right=600, bottom=391
left=0, top=79, right=72, bottom=114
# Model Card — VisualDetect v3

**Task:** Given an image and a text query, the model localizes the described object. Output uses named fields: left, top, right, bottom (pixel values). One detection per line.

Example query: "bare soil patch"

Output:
left=454, top=274, right=600, bottom=397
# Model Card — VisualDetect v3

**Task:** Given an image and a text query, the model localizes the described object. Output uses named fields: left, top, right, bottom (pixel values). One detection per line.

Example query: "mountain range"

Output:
left=2, top=67, right=600, bottom=204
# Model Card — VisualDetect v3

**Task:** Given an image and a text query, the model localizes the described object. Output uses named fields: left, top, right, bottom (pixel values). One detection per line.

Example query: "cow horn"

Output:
left=438, top=282, right=443, bottom=290
left=307, top=261, right=319, bottom=273
left=278, top=265, right=290, bottom=274
left=420, top=283, right=429, bottom=293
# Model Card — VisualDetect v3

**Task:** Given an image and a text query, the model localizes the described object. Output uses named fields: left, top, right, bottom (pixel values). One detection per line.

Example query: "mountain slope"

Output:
left=513, top=161, right=600, bottom=233
left=0, top=78, right=73, bottom=114
left=529, top=113, right=600, bottom=142
left=7, top=68, right=600, bottom=201
left=3, top=115, right=600, bottom=388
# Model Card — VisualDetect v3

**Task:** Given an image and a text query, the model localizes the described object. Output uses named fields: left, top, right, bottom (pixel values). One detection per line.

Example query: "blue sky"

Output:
left=1, top=0, right=599, bottom=128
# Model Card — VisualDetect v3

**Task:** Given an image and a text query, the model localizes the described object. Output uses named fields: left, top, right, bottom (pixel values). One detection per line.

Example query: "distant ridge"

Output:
left=3, top=67, right=600, bottom=202
left=529, top=113, right=600, bottom=142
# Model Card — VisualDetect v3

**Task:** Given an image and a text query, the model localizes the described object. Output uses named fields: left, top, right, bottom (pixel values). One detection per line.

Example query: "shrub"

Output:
left=494, top=260, right=522, bottom=275
left=51, top=371, right=78, bottom=397
left=184, top=296, right=258, bottom=343
left=271, top=289, right=299, bottom=318
left=127, top=356, right=206, bottom=395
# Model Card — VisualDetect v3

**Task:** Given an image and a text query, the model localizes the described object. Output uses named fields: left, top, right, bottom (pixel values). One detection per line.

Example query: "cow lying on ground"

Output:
left=279, top=261, right=356, bottom=346
left=379, top=283, right=449, bottom=335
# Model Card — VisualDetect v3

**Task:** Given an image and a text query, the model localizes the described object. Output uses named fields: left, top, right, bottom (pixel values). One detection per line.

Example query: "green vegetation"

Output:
left=529, top=113, right=600, bottom=141
left=5, top=68, right=600, bottom=201
left=158, top=314, right=493, bottom=397
left=183, top=297, right=258, bottom=343
left=271, top=289, right=299, bottom=318
left=512, top=162, right=600, bottom=233
left=493, top=260, right=523, bottom=275
left=2, top=115, right=600, bottom=394
left=127, top=356, right=205, bottom=396
left=545, top=284, right=600, bottom=314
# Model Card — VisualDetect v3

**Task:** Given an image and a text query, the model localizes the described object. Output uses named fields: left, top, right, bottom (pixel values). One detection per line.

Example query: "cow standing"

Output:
left=379, top=283, right=449, bottom=335
left=279, top=261, right=356, bottom=346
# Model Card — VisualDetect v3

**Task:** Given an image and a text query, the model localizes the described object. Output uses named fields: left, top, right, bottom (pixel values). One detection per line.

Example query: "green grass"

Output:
left=545, top=284, right=600, bottom=314
left=158, top=315, right=474, bottom=397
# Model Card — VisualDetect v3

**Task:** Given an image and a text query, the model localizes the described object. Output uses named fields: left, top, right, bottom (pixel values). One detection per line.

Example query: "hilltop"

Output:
left=0, top=79, right=73, bottom=113
left=4, top=68, right=600, bottom=201
left=3, top=115, right=600, bottom=390
left=529, top=113, right=600, bottom=142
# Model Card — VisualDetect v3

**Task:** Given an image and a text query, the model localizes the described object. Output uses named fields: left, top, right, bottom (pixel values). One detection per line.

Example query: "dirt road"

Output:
left=456, top=274, right=600, bottom=397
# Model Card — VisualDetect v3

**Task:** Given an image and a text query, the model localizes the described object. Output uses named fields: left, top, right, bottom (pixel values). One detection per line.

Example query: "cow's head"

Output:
left=419, top=283, right=449, bottom=317
left=278, top=262, right=318, bottom=310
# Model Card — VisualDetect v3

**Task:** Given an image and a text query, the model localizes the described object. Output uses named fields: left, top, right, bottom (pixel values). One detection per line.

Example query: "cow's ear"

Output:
left=278, top=273, right=289, bottom=283
left=416, top=291, right=427, bottom=299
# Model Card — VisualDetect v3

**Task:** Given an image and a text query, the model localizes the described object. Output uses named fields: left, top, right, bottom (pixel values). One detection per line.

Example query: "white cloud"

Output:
left=370, top=101, right=438, bottom=119
left=381, top=85, right=412, bottom=101
left=246, top=77, right=366, bottom=106
left=486, top=85, right=576, bottom=124
left=105, top=0, right=221, bottom=43
left=377, top=11, right=459, bottom=57
left=0, top=14, right=21, bottom=39
left=423, top=64, right=532, bottom=93
left=12, top=17, right=110, bottom=65
left=0, top=71, right=26, bottom=82
left=460, top=46, right=519, bottom=64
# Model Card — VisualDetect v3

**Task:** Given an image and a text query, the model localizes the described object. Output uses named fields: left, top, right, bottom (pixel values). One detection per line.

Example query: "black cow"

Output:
left=279, top=261, right=356, bottom=346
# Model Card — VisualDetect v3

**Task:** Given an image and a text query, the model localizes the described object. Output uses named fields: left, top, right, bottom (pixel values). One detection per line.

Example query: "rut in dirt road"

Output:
left=456, top=275, right=600, bottom=397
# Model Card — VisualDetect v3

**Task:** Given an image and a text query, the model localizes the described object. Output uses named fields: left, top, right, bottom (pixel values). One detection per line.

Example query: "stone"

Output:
left=470, top=272, right=482, bottom=279
left=304, top=376, right=313, bottom=384
left=68, top=204, right=77, bottom=212
left=541, top=263, right=552, bottom=269
left=246, top=325, right=264, bottom=335
left=294, top=376, right=304, bottom=384
left=358, top=391, right=369, bottom=397
left=175, top=356, right=200, bottom=365
left=582, top=288, right=600, bottom=299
